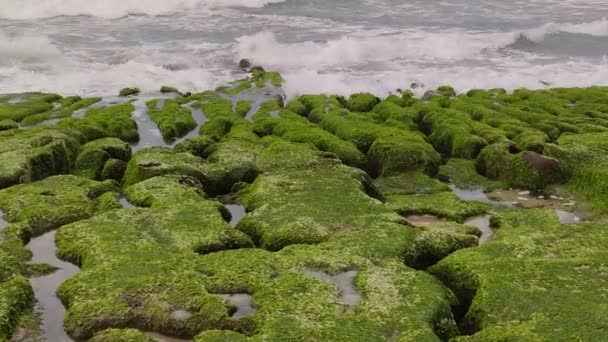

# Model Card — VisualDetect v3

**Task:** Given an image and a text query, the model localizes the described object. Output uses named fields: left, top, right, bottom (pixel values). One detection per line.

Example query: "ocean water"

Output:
left=1, top=0, right=607, bottom=98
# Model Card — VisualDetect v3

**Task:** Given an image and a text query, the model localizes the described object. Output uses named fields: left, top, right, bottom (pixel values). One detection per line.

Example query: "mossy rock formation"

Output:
left=0, top=77, right=608, bottom=341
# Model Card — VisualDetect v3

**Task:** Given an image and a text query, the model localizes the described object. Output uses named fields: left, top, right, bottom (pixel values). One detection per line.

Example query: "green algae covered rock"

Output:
left=545, top=132, right=608, bottom=213
left=476, top=143, right=569, bottom=190
left=73, top=138, right=132, bottom=180
left=387, top=191, right=488, bottom=222
left=56, top=174, right=253, bottom=339
left=91, top=329, right=155, bottom=342
left=123, top=147, right=207, bottom=187
left=146, top=99, right=197, bottom=141
left=346, top=93, right=379, bottom=112
left=57, top=102, right=139, bottom=143
left=160, top=86, right=180, bottom=94
left=20, top=97, right=101, bottom=127
left=0, top=275, right=34, bottom=341
left=403, top=222, right=480, bottom=269
left=196, top=248, right=459, bottom=341
left=374, top=171, right=450, bottom=196
left=254, top=109, right=367, bottom=168
left=0, top=127, right=81, bottom=189
left=202, top=126, right=261, bottom=195
left=119, top=87, right=140, bottom=97
left=319, top=111, right=439, bottom=176
left=430, top=209, right=608, bottom=340
left=100, top=158, right=128, bottom=182
left=238, top=138, right=401, bottom=251
left=439, top=158, right=504, bottom=191
left=0, top=92, right=61, bottom=123
left=0, top=175, right=118, bottom=235
left=0, top=119, right=18, bottom=131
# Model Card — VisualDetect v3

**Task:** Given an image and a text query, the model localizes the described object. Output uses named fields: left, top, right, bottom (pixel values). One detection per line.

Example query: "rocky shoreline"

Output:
left=0, top=70, right=607, bottom=341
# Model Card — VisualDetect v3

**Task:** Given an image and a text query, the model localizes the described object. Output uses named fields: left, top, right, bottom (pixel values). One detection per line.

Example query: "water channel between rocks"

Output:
left=464, top=215, right=493, bottom=243
left=0, top=210, right=8, bottom=233
left=26, top=231, right=79, bottom=342
left=215, top=294, right=257, bottom=319
left=119, top=196, right=137, bottom=209
left=224, top=204, right=246, bottom=228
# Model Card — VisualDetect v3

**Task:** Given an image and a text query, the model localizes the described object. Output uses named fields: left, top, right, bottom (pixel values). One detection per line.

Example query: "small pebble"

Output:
left=518, top=190, right=530, bottom=195
left=517, top=197, right=529, bottom=201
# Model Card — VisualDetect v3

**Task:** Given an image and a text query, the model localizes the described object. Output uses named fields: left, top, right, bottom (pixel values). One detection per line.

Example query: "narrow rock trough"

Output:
left=26, top=231, right=79, bottom=342
left=170, top=103, right=208, bottom=147
left=119, top=196, right=137, bottom=209
left=132, top=98, right=169, bottom=152
left=0, top=209, right=8, bottom=232
left=406, top=214, right=447, bottom=227
left=224, top=204, right=246, bottom=228
left=302, top=270, right=362, bottom=313
left=464, top=215, right=493, bottom=244
left=215, top=294, right=257, bottom=318
left=449, top=184, right=515, bottom=207
left=145, top=332, right=191, bottom=342
left=555, top=209, right=582, bottom=224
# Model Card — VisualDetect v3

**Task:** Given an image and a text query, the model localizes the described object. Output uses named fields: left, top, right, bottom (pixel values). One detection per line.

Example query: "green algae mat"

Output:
left=0, top=73, right=607, bottom=341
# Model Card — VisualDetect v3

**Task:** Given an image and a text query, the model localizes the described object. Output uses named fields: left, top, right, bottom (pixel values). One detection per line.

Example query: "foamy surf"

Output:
left=0, top=1, right=606, bottom=98
left=0, top=0, right=286, bottom=19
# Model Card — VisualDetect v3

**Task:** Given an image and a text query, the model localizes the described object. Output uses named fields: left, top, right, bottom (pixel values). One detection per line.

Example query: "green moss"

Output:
left=0, top=275, right=34, bottom=341
left=476, top=143, right=568, bottom=190
left=145, top=99, right=197, bottom=141
left=430, top=208, right=608, bottom=340
left=0, top=92, right=61, bottom=122
left=438, top=158, right=504, bottom=191
left=403, top=222, right=479, bottom=269
left=254, top=110, right=367, bottom=168
left=235, top=101, right=252, bottom=118
left=160, top=86, right=180, bottom=94
left=0, top=119, right=18, bottom=131
left=545, top=132, right=608, bottom=213
left=0, top=127, right=81, bottom=189
left=203, top=128, right=261, bottom=195
left=0, top=175, right=118, bottom=235
left=57, top=102, right=139, bottom=143
left=174, top=135, right=216, bottom=157
left=196, top=249, right=458, bottom=341
left=347, top=93, right=379, bottom=112
left=20, top=97, right=101, bottom=127
left=73, top=138, right=132, bottom=180
left=91, top=328, right=155, bottom=342
left=123, top=147, right=207, bottom=187
left=374, top=171, right=450, bottom=196
left=101, top=159, right=128, bottom=182
left=25, top=263, right=58, bottom=277
left=55, top=180, right=253, bottom=338
left=119, top=87, right=140, bottom=97
left=319, top=111, right=439, bottom=176
left=387, top=192, right=488, bottom=222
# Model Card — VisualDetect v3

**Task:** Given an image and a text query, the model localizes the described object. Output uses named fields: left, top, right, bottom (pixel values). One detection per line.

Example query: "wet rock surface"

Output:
left=1, top=77, right=608, bottom=341
left=26, top=231, right=79, bottom=342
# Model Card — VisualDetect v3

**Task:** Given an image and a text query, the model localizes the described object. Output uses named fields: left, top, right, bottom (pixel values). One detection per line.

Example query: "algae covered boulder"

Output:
left=73, top=138, right=132, bottom=180
left=119, top=87, right=140, bottom=97
left=0, top=175, right=118, bottom=234
left=0, top=127, right=81, bottom=189
left=430, top=209, right=608, bottom=340
left=476, top=143, right=568, bottom=189
left=123, top=147, right=207, bottom=187
left=0, top=119, right=18, bottom=131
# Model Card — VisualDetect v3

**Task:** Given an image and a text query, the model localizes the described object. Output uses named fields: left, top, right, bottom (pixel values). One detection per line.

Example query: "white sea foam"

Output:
left=0, top=0, right=286, bottom=20
left=0, top=33, right=62, bottom=64
left=518, top=18, right=608, bottom=42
